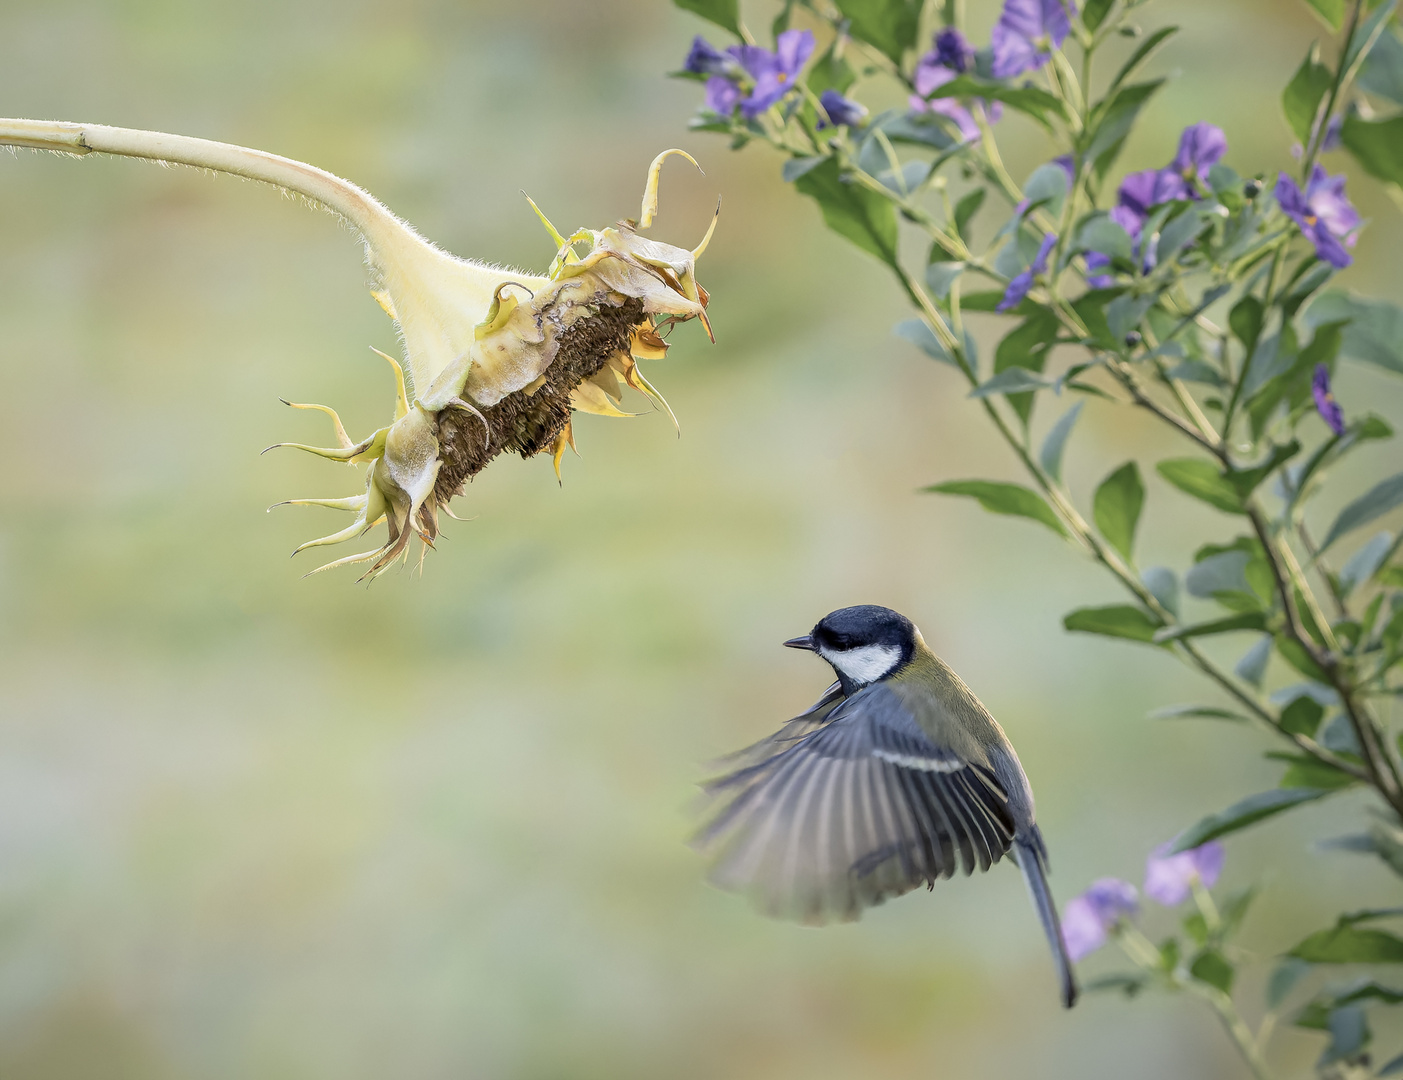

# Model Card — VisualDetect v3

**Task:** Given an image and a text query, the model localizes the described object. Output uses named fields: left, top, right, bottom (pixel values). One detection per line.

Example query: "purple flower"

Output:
left=1170, top=123, right=1227, bottom=188
left=816, top=89, right=868, bottom=129
left=932, top=27, right=976, bottom=73
left=1293, top=116, right=1343, bottom=159
left=1321, top=115, right=1343, bottom=152
left=684, top=36, right=732, bottom=76
left=909, top=64, right=981, bottom=141
left=1144, top=841, right=1224, bottom=906
left=1083, top=250, right=1114, bottom=288
left=991, top=0, right=1076, bottom=79
left=1312, top=364, right=1346, bottom=435
left=1117, top=168, right=1190, bottom=231
left=910, top=27, right=1002, bottom=140
left=1062, top=879, right=1139, bottom=962
left=998, top=232, right=1057, bottom=312
left=1275, top=166, right=1359, bottom=269
left=705, top=75, right=742, bottom=115
left=733, top=29, right=814, bottom=118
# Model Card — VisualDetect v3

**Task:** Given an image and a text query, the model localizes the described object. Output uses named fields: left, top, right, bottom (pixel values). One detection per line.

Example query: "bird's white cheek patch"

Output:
left=823, top=643, right=902, bottom=685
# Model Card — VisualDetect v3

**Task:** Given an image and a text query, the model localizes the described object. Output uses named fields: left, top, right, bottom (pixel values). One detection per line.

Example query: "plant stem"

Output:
left=1, top=118, right=403, bottom=254
left=1300, top=0, right=1362, bottom=181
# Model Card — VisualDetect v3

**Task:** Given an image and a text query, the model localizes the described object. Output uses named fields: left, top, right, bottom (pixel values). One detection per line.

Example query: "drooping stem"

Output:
left=0, top=118, right=408, bottom=256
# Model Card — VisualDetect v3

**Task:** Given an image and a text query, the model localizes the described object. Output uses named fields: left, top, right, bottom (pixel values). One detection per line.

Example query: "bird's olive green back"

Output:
left=885, top=636, right=1014, bottom=770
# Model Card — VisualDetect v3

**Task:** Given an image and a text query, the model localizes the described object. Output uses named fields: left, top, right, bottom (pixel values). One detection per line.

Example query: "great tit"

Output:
left=697, top=604, right=1079, bottom=1009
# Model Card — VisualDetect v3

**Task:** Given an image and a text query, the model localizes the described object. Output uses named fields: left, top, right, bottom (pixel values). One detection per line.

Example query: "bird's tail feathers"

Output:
left=1015, top=832, right=1078, bottom=1009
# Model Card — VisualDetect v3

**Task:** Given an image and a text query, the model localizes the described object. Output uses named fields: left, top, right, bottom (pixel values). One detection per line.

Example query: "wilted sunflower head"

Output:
left=270, top=149, right=716, bottom=580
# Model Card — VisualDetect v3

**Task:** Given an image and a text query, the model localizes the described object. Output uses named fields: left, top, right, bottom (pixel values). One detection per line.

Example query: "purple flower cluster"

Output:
left=1060, top=839, right=1224, bottom=962
left=1084, top=123, right=1226, bottom=286
left=817, top=89, right=867, bottom=130
left=1313, top=364, right=1346, bottom=435
left=1062, top=878, right=1138, bottom=962
left=685, top=30, right=815, bottom=120
left=998, top=232, right=1057, bottom=311
left=991, top=0, right=1076, bottom=78
left=1143, top=841, right=1223, bottom=906
left=1275, top=165, right=1359, bottom=269
left=909, top=28, right=985, bottom=141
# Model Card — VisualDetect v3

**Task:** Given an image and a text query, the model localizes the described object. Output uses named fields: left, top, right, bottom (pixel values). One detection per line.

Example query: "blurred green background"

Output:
left=0, top=0, right=1401, bottom=1076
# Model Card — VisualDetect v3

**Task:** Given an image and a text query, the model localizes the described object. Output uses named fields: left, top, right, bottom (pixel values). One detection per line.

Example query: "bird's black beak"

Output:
left=783, top=635, right=815, bottom=651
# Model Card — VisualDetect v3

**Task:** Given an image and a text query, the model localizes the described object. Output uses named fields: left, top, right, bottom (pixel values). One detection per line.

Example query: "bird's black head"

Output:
left=784, top=605, right=918, bottom=695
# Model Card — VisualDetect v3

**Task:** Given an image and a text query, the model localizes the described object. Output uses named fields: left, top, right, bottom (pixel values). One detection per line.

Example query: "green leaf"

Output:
left=782, top=155, right=827, bottom=182
left=1107, top=27, right=1178, bottom=93
left=1304, top=291, right=1403, bottom=375
left=671, top=0, right=740, bottom=35
left=1157, top=459, right=1245, bottom=514
left=1229, top=296, right=1265, bottom=353
left=1268, top=959, right=1313, bottom=1008
left=1149, top=704, right=1250, bottom=722
left=1039, top=401, right=1084, bottom=482
left=1170, top=787, right=1334, bottom=851
left=1086, top=80, right=1165, bottom=182
left=1342, top=112, right=1403, bottom=186
left=1358, top=25, right=1403, bottom=104
left=1094, top=462, right=1145, bottom=561
left=1355, top=823, right=1403, bottom=878
left=1226, top=440, right=1301, bottom=498
left=1190, top=949, right=1235, bottom=994
left=1063, top=605, right=1164, bottom=643
left=1082, top=0, right=1115, bottom=32
left=1187, top=539, right=1272, bottom=609
left=1276, top=636, right=1330, bottom=681
left=924, top=75, right=1063, bottom=131
left=1340, top=531, right=1394, bottom=594
left=1344, top=0, right=1399, bottom=75
left=1157, top=203, right=1214, bottom=260
left=1220, top=887, right=1258, bottom=937
left=1320, top=1006, right=1370, bottom=1066
left=1142, top=565, right=1179, bottom=617
left=923, top=480, right=1068, bottom=537
left=794, top=157, right=899, bottom=269
left=925, top=260, right=966, bottom=300
left=1291, top=924, right=1403, bottom=964
left=1153, top=612, right=1269, bottom=643
left=893, top=318, right=967, bottom=368
left=954, top=188, right=985, bottom=239
left=1159, top=937, right=1181, bottom=973
left=1107, top=295, right=1153, bottom=344
left=1082, top=973, right=1149, bottom=997
left=1024, top=162, right=1070, bottom=217
left=1279, top=694, right=1325, bottom=738
left=1074, top=213, right=1135, bottom=263
left=833, top=0, right=920, bottom=64
left=962, top=290, right=1011, bottom=313
left=1235, top=635, right=1273, bottom=687
left=1303, top=0, right=1345, bottom=31
left=807, top=45, right=856, bottom=96
left=993, top=308, right=1062, bottom=426
left=970, top=368, right=1055, bottom=397
left=1319, top=472, right=1403, bottom=553
left=1282, top=45, right=1333, bottom=142
left=1274, top=753, right=1359, bottom=790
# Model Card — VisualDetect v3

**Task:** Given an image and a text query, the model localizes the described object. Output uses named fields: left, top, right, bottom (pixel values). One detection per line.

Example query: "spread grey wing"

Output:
left=696, top=683, right=1016, bottom=924
left=706, top=681, right=845, bottom=771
